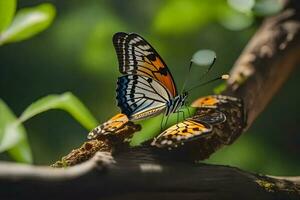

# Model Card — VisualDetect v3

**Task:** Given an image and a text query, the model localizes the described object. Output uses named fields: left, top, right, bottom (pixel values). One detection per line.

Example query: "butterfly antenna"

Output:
left=181, top=56, right=217, bottom=93
left=198, top=55, right=217, bottom=80
left=186, top=74, right=229, bottom=92
left=180, top=61, right=193, bottom=93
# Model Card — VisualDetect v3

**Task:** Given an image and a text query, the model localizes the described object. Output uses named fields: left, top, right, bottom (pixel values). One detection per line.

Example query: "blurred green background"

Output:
left=1, top=0, right=299, bottom=175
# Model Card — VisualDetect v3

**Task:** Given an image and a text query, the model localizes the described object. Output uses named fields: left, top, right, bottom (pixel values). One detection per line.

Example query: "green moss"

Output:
left=255, top=179, right=276, bottom=192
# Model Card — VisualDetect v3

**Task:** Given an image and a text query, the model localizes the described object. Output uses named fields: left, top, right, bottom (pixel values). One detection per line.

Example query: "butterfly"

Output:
left=151, top=95, right=244, bottom=149
left=114, top=32, right=188, bottom=121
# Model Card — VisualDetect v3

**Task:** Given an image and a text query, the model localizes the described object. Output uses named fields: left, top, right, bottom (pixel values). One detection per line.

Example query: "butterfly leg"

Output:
left=160, top=113, right=165, bottom=132
left=175, top=110, right=185, bottom=123
left=163, top=114, right=170, bottom=130
left=180, top=109, right=186, bottom=121
left=174, top=110, right=180, bottom=124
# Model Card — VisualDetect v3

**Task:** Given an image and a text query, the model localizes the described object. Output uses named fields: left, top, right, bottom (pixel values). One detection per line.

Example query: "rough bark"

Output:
left=0, top=151, right=300, bottom=200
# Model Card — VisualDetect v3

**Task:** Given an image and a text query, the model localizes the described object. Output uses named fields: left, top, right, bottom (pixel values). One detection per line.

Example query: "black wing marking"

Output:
left=113, top=32, right=177, bottom=96
left=151, top=120, right=212, bottom=148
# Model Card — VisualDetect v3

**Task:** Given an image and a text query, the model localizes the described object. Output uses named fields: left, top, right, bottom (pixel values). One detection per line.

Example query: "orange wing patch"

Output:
left=113, top=32, right=177, bottom=97
left=192, top=96, right=219, bottom=108
left=137, top=58, right=177, bottom=96
left=192, top=95, right=242, bottom=109
left=87, top=113, right=128, bottom=139
left=151, top=120, right=212, bottom=148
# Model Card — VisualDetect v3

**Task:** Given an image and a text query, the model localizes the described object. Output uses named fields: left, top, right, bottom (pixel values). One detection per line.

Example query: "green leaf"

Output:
left=0, top=100, right=23, bottom=152
left=153, top=0, right=214, bottom=35
left=0, top=0, right=16, bottom=32
left=0, top=3, right=56, bottom=45
left=130, top=107, right=196, bottom=146
left=19, top=92, right=98, bottom=130
left=0, top=99, right=32, bottom=163
left=9, top=138, right=32, bottom=163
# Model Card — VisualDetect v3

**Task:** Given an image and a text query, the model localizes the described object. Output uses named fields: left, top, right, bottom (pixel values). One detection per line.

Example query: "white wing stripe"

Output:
left=116, top=74, right=172, bottom=120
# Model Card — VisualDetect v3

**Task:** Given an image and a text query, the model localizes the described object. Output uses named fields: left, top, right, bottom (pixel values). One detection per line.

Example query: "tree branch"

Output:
left=224, top=0, right=300, bottom=129
left=1, top=0, right=300, bottom=199
left=0, top=151, right=299, bottom=199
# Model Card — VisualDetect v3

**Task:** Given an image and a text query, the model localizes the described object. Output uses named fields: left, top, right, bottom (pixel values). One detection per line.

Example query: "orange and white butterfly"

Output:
left=114, top=32, right=188, bottom=121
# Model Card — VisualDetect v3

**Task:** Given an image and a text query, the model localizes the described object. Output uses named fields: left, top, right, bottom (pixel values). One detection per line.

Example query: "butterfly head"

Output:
left=178, top=92, right=188, bottom=108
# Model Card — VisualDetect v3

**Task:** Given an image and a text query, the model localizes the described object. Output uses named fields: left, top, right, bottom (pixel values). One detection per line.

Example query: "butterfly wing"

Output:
left=191, top=95, right=241, bottom=108
left=117, top=74, right=172, bottom=120
left=191, top=95, right=220, bottom=108
left=151, top=119, right=212, bottom=148
left=113, top=32, right=177, bottom=97
left=192, top=108, right=226, bottom=125
left=87, top=113, right=129, bottom=139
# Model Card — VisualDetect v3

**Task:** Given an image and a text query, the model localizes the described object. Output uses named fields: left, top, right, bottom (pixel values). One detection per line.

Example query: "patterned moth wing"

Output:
left=88, top=114, right=128, bottom=139
left=191, top=95, right=232, bottom=108
left=188, top=95, right=245, bottom=159
left=192, top=95, right=245, bottom=143
left=87, top=113, right=140, bottom=141
left=151, top=95, right=245, bottom=161
left=151, top=108, right=226, bottom=148
left=113, top=32, right=177, bottom=96
left=151, top=120, right=213, bottom=148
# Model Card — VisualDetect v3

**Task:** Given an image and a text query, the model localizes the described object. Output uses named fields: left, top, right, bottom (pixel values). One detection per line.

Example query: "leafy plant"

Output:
left=0, top=93, right=98, bottom=163
left=0, top=100, right=31, bottom=163
left=153, top=0, right=283, bottom=34
left=0, top=0, right=56, bottom=45
left=0, top=0, right=68, bottom=163
left=19, top=92, right=98, bottom=130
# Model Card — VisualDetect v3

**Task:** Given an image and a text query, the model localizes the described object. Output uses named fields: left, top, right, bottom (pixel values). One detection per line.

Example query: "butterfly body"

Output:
left=165, top=92, right=188, bottom=116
